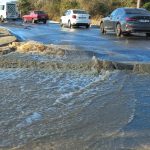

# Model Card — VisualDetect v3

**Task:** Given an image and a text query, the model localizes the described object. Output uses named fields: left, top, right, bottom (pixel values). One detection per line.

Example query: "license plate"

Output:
left=79, top=17, right=86, bottom=19
left=139, top=19, right=150, bottom=23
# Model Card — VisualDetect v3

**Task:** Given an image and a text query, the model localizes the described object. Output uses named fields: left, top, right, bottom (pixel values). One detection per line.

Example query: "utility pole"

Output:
left=137, top=0, right=141, bottom=8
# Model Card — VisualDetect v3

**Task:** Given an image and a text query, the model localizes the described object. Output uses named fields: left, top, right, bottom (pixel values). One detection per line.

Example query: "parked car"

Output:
left=100, top=8, right=150, bottom=37
left=60, top=9, right=91, bottom=28
left=23, top=11, right=48, bottom=24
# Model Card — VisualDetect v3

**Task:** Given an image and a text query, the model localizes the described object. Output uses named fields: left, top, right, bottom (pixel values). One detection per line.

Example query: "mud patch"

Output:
left=9, top=41, right=65, bottom=56
left=1, top=41, right=150, bottom=74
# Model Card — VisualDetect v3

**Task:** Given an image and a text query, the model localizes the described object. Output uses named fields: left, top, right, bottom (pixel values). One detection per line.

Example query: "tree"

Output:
left=143, top=2, right=150, bottom=11
left=18, top=0, right=31, bottom=15
left=18, top=0, right=148, bottom=20
left=137, top=0, right=141, bottom=8
left=88, top=1, right=109, bottom=17
left=60, top=0, right=80, bottom=13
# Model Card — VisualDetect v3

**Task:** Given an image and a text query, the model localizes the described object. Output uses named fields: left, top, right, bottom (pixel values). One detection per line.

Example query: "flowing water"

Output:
left=0, top=67, right=150, bottom=150
left=0, top=43, right=150, bottom=150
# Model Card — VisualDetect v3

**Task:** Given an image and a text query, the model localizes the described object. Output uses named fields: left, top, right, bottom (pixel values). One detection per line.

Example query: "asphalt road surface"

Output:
left=2, top=21, right=150, bottom=63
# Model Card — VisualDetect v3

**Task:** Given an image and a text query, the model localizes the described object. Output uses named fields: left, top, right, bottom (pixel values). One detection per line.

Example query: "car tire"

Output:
left=146, top=33, right=150, bottom=37
left=86, top=24, right=90, bottom=29
left=23, top=18, right=27, bottom=23
left=68, top=20, right=72, bottom=28
left=116, top=23, right=122, bottom=37
left=43, top=20, right=47, bottom=24
left=100, top=22, right=106, bottom=34
left=60, top=20, right=63, bottom=27
left=123, top=32, right=131, bottom=36
left=32, top=19, right=37, bottom=24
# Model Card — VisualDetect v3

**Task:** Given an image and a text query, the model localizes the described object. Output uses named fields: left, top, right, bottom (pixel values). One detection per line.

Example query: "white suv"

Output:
left=60, top=9, right=91, bottom=28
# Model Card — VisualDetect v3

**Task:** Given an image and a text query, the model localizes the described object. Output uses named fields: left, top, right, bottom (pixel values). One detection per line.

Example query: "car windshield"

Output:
left=125, top=9, right=150, bottom=15
left=73, top=10, right=88, bottom=14
left=34, top=11, right=45, bottom=14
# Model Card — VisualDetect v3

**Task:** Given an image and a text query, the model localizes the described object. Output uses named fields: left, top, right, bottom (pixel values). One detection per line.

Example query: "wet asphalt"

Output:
left=2, top=21, right=150, bottom=63
left=1, top=21, right=150, bottom=150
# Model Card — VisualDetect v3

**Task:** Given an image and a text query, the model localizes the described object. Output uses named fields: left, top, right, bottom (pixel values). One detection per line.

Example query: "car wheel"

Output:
left=60, top=20, right=63, bottom=27
left=146, top=33, right=150, bottom=37
left=86, top=24, right=90, bottom=29
left=23, top=18, right=27, bottom=23
left=123, top=32, right=131, bottom=36
left=68, top=20, right=72, bottom=28
left=32, top=19, right=36, bottom=24
left=100, top=22, right=106, bottom=34
left=116, top=23, right=122, bottom=37
left=43, top=20, right=47, bottom=24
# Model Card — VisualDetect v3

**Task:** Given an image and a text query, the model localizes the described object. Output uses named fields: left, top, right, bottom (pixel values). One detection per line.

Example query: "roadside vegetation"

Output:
left=17, top=0, right=150, bottom=21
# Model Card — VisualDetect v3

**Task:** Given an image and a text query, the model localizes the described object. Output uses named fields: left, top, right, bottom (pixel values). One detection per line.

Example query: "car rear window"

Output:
left=73, top=10, right=88, bottom=14
left=34, top=11, right=45, bottom=14
left=125, top=9, right=150, bottom=15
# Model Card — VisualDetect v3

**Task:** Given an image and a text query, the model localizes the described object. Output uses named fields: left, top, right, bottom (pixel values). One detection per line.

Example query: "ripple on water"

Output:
left=0, top=69, right=144, bottom=149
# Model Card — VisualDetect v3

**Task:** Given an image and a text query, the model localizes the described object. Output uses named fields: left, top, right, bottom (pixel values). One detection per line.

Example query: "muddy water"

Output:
left=0, top=67, right=150, bottom=150
left=0, top=43, right=150, bottom=150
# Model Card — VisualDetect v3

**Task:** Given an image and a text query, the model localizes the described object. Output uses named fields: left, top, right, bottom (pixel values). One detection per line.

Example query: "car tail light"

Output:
left=126, top=17, right=137, bottom=22
left=126, top=24, right=133, bottom=29
left=89, top=16, right=91, bottom=19
left=72, top=15, right=76, bottom=19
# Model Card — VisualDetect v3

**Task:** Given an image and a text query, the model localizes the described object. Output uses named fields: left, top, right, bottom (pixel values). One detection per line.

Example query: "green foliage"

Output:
left=121, top=0, right=136, bottom=7
left=43, top=1, right=61, bottom=20
left=17, top=0, right=149, bottom=20
left=18, top=0, right=31, bottom=15
left=88, top=2, right=109, bottom=16
left=60, top=0, right=80, bottom=13
left=143, top=2, right=150, bottom=11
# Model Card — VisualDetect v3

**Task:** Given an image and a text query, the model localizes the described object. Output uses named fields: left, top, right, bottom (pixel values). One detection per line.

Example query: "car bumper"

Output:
left=35, top=17, right=48, bottom=21
left=124, top=24, right=150, bottom=33
left=72, top=23, right=90, bottom=26
left=71, top=20, right=91, bottom=26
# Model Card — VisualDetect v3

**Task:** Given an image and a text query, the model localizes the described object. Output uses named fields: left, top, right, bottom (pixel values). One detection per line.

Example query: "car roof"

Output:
left=120, top=7, right=146, bottom=10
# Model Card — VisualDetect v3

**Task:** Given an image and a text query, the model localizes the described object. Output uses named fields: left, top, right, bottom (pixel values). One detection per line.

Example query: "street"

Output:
left=0, top=21, right=150, bottom=150
left=2, top=21, right=150, bottom=63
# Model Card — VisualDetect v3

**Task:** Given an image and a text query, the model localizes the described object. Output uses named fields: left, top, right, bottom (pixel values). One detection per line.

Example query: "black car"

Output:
left=100, top=8, right=150, bottom=36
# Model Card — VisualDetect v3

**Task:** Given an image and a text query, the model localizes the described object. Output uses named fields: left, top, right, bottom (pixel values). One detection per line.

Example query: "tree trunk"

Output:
left=137, top=0, right=141, bottom=8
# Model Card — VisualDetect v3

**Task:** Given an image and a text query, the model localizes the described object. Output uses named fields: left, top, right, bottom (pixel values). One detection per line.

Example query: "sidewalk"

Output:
left=0, top=28, right=17, bottom=54
left=0, top=28, right=17, bottom=47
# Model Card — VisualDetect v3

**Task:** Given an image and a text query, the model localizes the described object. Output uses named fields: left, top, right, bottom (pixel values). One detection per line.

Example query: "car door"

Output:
left=62, top=10, right=71, bottom=25
left=28, top=11, right=33, bottom=21
left=103, top=9, right=118, bottom=30
left=109, top=9, right=119, bottom=30
left=111, top=9, right=125, bottom=31
left=65, top=10, right=71, bottom=24
left=103, top=15, right=112, bottom=30
left=61, top=11, right=67, bottom=24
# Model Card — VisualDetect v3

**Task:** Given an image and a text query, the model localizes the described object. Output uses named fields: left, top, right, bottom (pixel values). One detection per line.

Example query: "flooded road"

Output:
left=0, top=22, right=150, bottom=150
left=0, top=68, right=150, bottom=150
left=2, top=22, right=150, bottom=63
